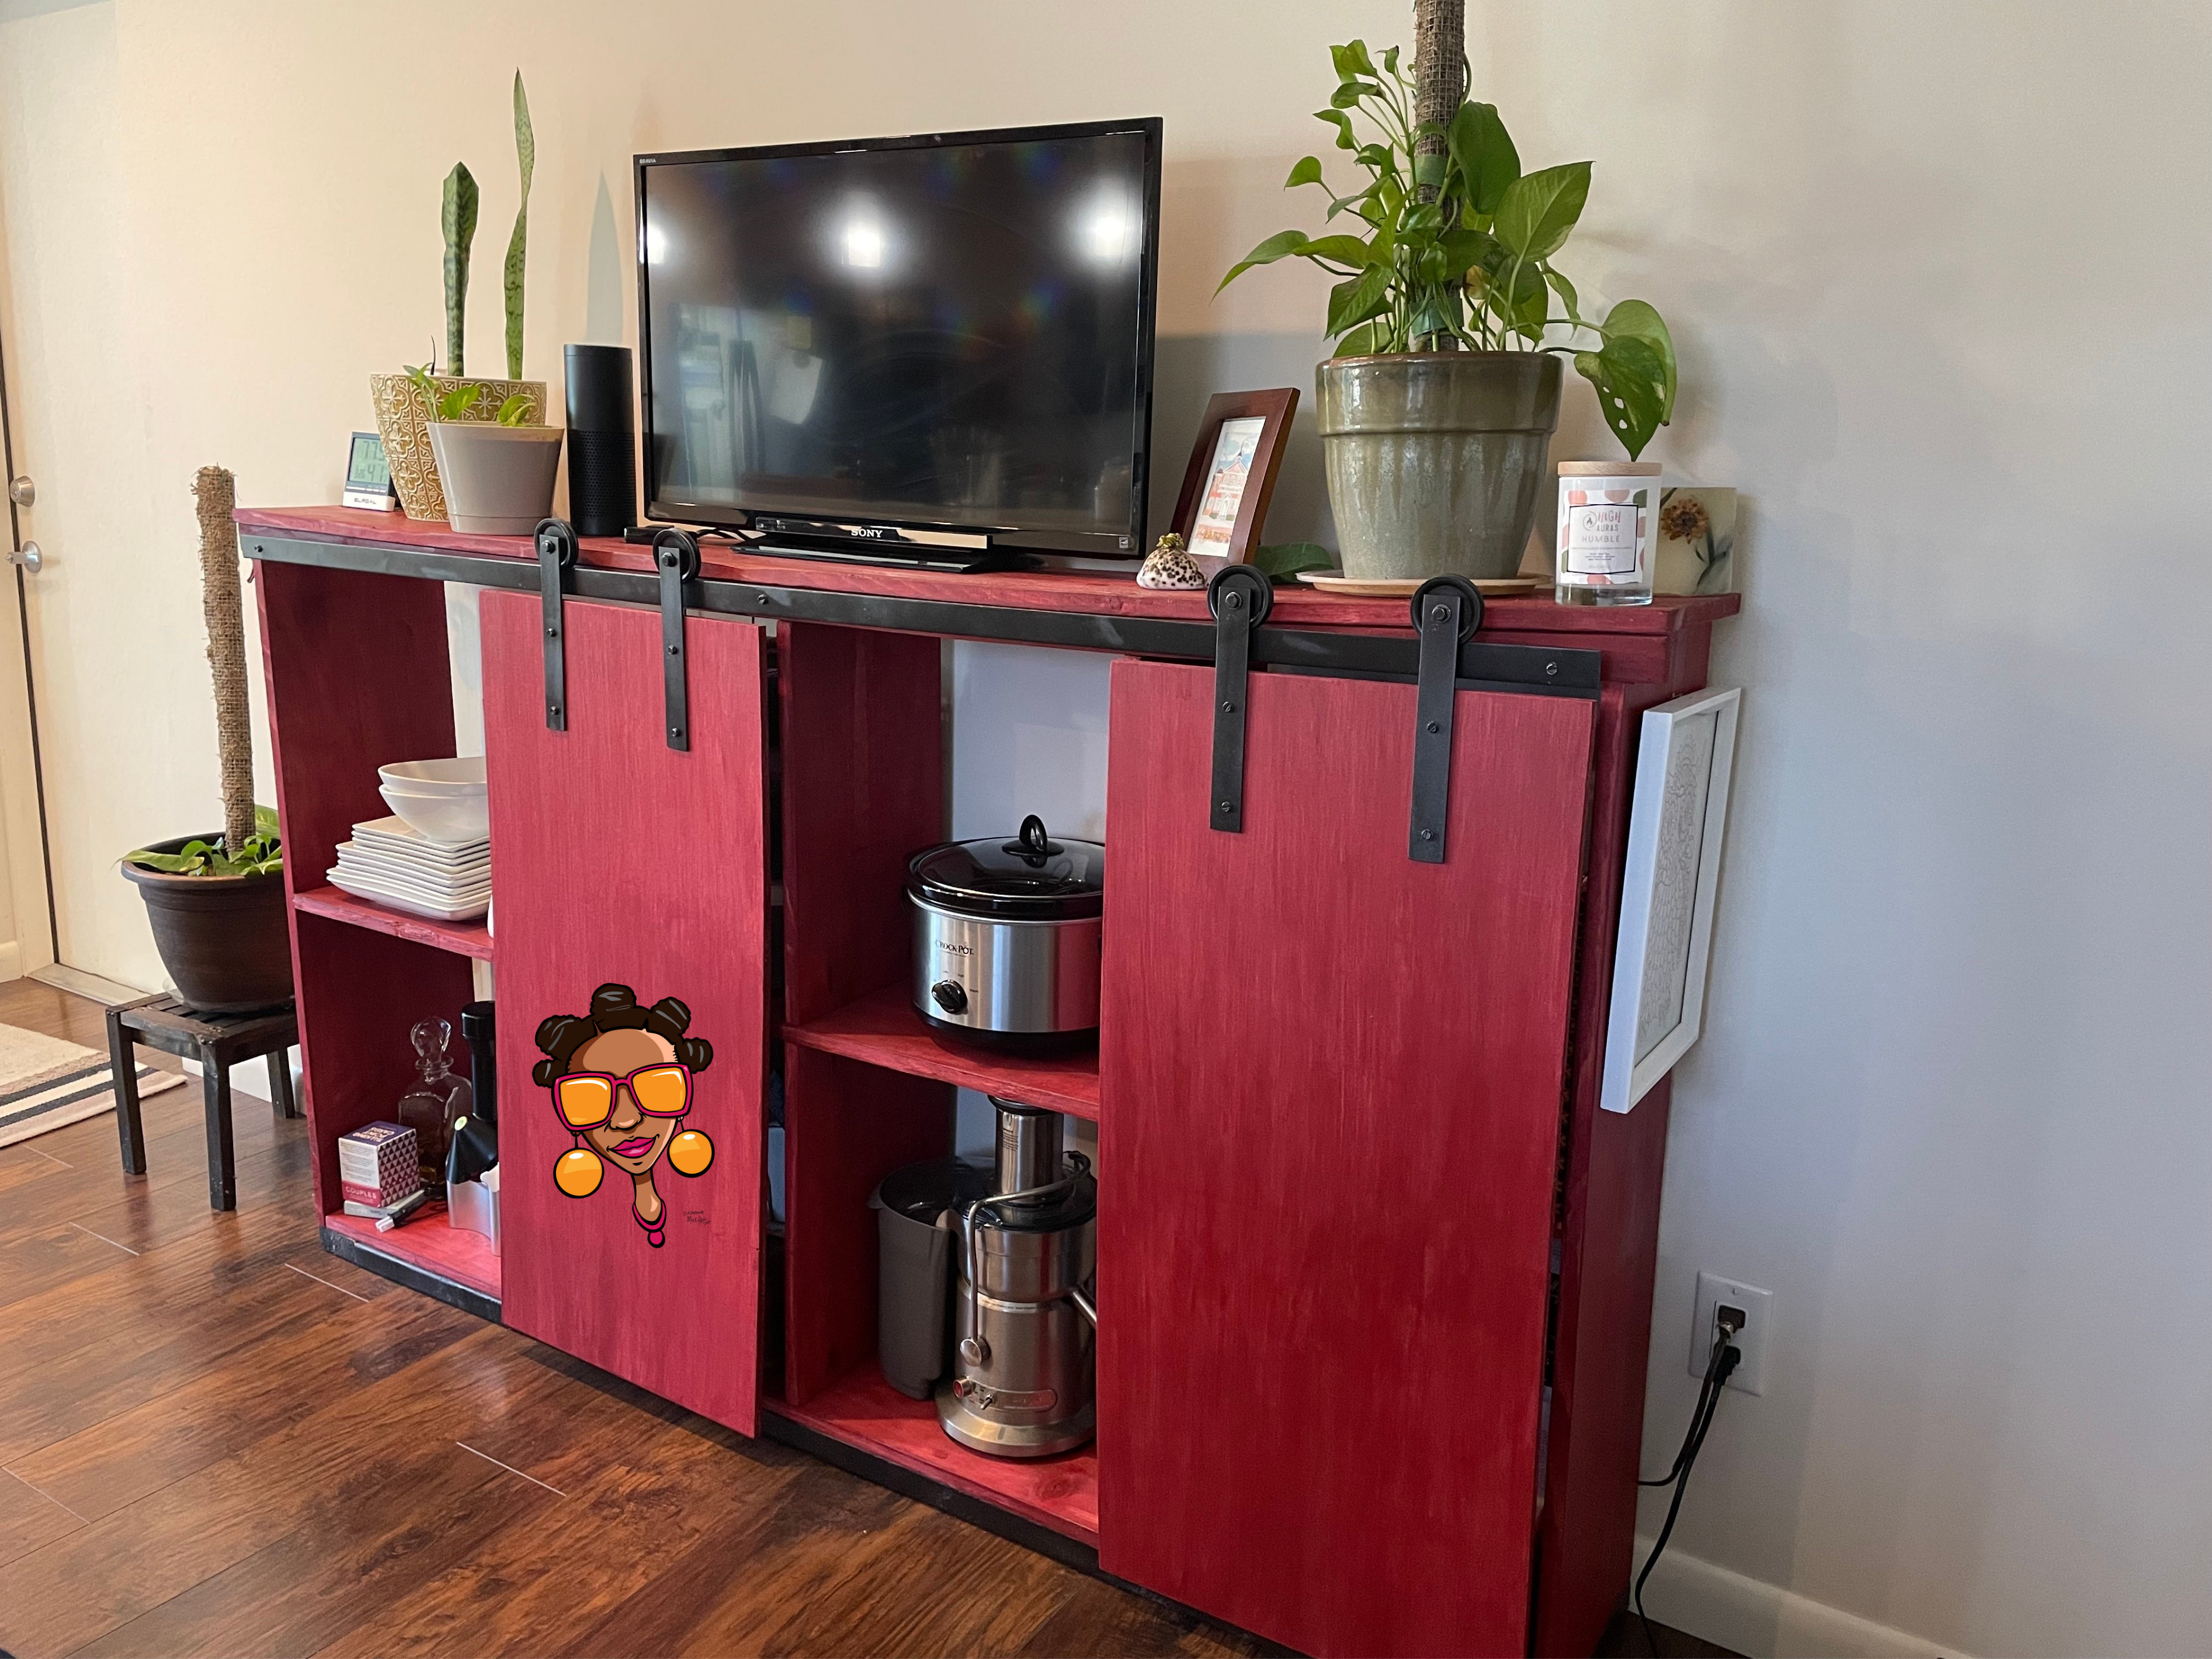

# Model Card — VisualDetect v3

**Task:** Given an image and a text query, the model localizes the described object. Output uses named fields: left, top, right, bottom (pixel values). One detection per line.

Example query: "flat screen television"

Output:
left=634, top=117, right=1162, bottom=563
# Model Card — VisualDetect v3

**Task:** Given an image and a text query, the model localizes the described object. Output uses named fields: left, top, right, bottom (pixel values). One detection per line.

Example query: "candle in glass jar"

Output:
left=1555, top=461, right=1661, bottom=606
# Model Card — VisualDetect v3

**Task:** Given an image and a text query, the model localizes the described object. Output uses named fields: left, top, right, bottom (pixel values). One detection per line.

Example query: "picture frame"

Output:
left=1600, top=685, right=1743, bottom=1115
left=1168, top=388, right=1298, bottom=566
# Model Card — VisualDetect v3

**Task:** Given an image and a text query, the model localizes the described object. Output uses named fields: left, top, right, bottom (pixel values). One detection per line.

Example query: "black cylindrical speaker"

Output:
left=564, top=343, right=636, bottom=537
left=459, top=999, right=496, bottom=1125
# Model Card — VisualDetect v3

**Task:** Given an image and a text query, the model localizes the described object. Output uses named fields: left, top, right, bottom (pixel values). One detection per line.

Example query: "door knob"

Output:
left=7, top=477, right=31, bottom=507
left=9, top=543, right=41, bottom=573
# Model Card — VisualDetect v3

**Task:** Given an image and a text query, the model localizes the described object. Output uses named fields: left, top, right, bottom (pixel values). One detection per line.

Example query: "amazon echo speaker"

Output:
left=564, top=343, right=636, bottom=537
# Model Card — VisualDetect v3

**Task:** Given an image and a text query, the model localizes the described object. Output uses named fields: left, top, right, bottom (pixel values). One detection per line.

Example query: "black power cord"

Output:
left=1634, top=1310, right=1744, bottom=1656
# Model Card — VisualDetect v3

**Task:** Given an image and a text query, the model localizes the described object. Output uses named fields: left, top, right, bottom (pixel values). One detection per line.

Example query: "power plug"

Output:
left=1690, top=1272, right=1771, bottom=1396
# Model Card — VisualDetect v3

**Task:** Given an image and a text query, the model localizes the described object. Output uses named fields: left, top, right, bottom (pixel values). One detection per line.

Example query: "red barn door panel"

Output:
left=482, top=591, right=769, bottom=1436
left=1098, top=658, right=1595, bottom=1659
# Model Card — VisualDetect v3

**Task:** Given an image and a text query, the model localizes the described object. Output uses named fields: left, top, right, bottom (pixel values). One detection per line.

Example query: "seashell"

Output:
left=1136, top=536, right=1206, bottom=589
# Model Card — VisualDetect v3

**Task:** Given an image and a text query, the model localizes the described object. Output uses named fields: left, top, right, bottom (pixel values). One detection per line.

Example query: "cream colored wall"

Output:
left=6, top=4, right=2209, bottom=1655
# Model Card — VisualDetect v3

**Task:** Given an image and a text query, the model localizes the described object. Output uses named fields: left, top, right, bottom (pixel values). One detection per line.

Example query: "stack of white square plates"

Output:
left=327, top=815, right=490, bottom=922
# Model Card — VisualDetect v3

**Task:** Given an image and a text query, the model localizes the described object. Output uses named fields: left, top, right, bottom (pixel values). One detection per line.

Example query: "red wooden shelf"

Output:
left=769, top=1365, right=1098, bottom=1545
left=293, top=884, right=494, bottom=960
left=323, top=1206, right=501, bottom=1301
left=784, top=983, right=1100, bottom=1120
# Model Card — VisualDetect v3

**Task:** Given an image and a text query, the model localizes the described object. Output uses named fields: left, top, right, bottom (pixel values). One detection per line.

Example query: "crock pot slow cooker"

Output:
left=907, top=815, right=1104, bottom=1051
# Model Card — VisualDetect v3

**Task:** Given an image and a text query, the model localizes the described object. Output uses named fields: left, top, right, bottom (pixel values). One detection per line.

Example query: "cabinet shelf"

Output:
left=293, top=885, right=494, bottom=961
left=321, top=1207, right=501, bottom=1317
left=784, top=983, right=1100, bottom=1121
left=769, top=1364, right=1098, bottom=1546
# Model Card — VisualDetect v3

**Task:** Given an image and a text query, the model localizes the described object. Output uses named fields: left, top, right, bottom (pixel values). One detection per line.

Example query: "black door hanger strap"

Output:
left=1207, top=565, right=1272, bottom=834
left=536, top=518, right=577, bottom=731
left=655, top=528, right=701, bottom=752
left=1407, top=575, right=1484, bottom=864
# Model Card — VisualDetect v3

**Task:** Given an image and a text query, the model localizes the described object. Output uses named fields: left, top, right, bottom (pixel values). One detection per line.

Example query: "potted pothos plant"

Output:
left=370, top=72, right=544, bottom=522
left=120, top=469, right=294, bottom=1014
left=1221, top=39, right=1678, bottom=580
left=426, top=381, right=564, bottom=534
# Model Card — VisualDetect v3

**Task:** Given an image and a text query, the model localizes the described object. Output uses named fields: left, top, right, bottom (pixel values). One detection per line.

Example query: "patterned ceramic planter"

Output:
left=368, top=374, right=546, bottom=521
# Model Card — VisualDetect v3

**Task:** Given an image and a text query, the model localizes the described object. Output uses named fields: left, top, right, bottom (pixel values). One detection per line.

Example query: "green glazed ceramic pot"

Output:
left=1316, top=351, right=1562, bottom=581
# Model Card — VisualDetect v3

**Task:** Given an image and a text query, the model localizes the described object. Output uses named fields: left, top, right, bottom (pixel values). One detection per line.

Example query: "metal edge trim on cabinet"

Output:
left=241, top=530, right=1603, bottom=696
left=320, top=1224, right=503, bottom=1323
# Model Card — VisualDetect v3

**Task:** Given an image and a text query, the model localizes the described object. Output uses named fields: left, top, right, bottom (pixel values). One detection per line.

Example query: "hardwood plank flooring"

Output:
left=0, top=980, right=1725, bottom=1659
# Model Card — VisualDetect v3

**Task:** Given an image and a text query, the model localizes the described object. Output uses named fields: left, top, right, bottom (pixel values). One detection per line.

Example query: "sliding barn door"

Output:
left=482, top=590, right=769, bottom=1435
left=1098, top=658, right=1596, bottom=1658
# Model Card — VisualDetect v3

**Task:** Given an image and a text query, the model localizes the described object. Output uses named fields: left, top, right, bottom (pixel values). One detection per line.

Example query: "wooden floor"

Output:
left=0, top=978, right=1724, bottom=1659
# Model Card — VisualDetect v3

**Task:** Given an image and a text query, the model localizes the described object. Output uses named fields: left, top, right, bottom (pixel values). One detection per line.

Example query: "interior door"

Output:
left=0, top=310, right=53, bottom=983
left=481, top=589, right=769, bottom=1435
left=1098, top=658, right=1596, bottom=1659
left=0, top=5, right=137, bottom=983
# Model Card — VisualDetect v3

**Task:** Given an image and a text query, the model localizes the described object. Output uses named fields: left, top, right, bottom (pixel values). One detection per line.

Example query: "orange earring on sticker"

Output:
left=554, top=1137, right=605, bottom=1197
left=669, top=1126, right=714, bottom=1176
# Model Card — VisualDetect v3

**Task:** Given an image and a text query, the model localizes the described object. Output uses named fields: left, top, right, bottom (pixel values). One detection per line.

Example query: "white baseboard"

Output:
left=1634, top=1536, right=1972, bottom=1659
left=32, top=963, right=150, bottom=1006
left=180, top=1047, right=301, bottom=1106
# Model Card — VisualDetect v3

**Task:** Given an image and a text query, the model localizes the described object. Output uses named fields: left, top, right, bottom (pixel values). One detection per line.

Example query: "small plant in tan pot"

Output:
left=426, top=383, right=563, bottom=535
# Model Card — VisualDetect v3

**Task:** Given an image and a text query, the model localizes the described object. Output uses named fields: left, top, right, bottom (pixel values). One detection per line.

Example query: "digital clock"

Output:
left=343, top=431, right=399, bottom=511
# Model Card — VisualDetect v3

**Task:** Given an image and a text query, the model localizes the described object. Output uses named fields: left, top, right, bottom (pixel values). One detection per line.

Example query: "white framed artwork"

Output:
left=1600, top=685, right=1742, bottom=1114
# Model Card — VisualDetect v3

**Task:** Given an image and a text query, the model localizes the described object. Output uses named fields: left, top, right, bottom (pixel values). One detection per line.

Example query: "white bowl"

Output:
left=380, top=779, right=487, bottom=802
left=378, top=756, right=487, bottom=793
left=378, top=783, right=489, bottom=845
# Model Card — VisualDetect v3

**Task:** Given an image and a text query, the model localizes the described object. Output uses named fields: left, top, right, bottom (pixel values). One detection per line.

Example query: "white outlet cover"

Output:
left=1691, top=1271, right=1773, bottom=1396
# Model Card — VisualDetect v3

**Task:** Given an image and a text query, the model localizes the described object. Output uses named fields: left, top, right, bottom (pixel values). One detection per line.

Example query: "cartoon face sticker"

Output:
left=532, top=983, right=714, bottom=1248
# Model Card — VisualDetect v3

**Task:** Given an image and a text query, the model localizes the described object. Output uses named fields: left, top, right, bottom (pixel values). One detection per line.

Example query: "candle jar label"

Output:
left=1555, top=473, right=1658, bottom=604
left=1565, top=499, right=1643, bottom=574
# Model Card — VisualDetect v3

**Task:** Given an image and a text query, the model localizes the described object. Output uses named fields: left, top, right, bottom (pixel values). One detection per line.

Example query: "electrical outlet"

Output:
left=1690, top=1272, right=1772, bottom=1396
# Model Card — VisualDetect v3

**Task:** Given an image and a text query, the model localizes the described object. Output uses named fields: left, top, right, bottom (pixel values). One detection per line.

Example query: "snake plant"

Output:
left=505, top=73, right=533, bottom=381
left=442, top=163, right=479, bottom=376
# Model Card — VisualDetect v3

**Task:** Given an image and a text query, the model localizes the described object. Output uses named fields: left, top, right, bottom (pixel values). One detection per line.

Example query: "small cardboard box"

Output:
left=338, top=1121, right=419, bottom=1209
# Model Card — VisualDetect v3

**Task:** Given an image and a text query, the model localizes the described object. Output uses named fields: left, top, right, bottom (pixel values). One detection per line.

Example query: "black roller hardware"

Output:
left=1207, top=565, right=1273, bottom=834
left=535, top=518, right=577, bottom=731
left=1407, top=575, right=1484, bottom=864
left=655, top=527, right=701, bottom=752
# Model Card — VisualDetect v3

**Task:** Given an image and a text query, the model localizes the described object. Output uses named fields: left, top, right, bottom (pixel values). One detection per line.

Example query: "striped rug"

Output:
left=0, top=1023, right=186, bottom=1150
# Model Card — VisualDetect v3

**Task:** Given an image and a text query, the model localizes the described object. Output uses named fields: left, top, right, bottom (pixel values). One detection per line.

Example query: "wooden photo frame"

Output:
left=1600, top=685, right=1743, bottom=1114
left=1168, top=388, right=1298, bottom=566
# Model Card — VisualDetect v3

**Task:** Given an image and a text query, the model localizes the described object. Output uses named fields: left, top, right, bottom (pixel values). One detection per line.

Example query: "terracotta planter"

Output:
left=368, top=374, right=546, bottom=522
left=1315, top=352, right=1562, bottom=581
left=120, top=836, right=294, bottom=1014
left=427, top=422, right=564, bottom=535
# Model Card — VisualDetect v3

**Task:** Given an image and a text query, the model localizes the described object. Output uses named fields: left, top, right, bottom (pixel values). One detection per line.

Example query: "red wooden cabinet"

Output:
left=480, top=591, right=771, bottom=1435
left=244, top=506, right=1739, bottom=1658
left=1098, top=659, right=1597, bottom=1659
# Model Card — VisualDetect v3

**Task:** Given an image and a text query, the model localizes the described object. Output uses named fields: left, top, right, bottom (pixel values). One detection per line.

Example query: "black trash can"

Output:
left=871, top=1157, right=992, bottom=1400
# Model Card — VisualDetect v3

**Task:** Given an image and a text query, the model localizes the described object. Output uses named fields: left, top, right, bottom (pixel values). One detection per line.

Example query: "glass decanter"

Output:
left=395, top=1017, right=473, bottom=1195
